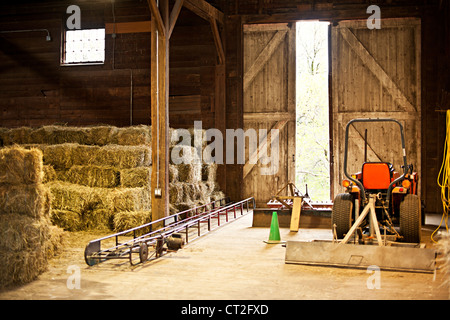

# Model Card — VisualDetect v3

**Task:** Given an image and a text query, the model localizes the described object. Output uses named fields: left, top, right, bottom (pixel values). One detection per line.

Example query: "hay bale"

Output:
left=211, top=191, right=226, bottom=202
left=0, top=147, right=43, bottom=185
left=201, top=163, right=217, bottom=182
left=0, top=216, right=64, bottom=288
left=173, top=202, right=196, bottom=217
left=92, top=145, right=152, bottom=168
left=169, top=165, right=178, bottom=183
left=177, top=163, right=202, bottom=183
left=170, top=127, right=206, bottom=149
left=47, top=181, right=104, bottom=213
left=170, top=145, right=201, bottom=165
left=86, top=126, right=119, bottom=146
left=0, top=127, right=33, bottom=145
left=50, top=209, right=113, bottom=232
left=48, top=181, right=151, bottom=215
left=116, top=125, right=151, bottom=146
left=43, top=165, right=57, bottom=183
left=60, top=165, right=120, bottom=188
left=169, top=182, right=184, bottom=203
left=0, top=247, right=48, bottom=287
left=113, top=211, right=152, bottom=233
left=107, top=187, right=152, bottom=213
left=0, top=215, right=50, bottom=252
left=34, top=143, right=152, bottom=170
left=30, top=126, right=90, bottom=145
left=0, top=184, right=51, bottom=218
left=120, top=167, right=151, bottom=188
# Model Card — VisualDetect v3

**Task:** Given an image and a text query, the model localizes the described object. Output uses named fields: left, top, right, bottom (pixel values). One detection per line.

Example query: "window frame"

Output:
left=60, top=27, right=106, bottom=66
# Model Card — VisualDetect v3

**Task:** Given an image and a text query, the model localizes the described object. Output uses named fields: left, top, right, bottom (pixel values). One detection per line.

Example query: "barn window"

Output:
left=62, top=28, right=105, bottom=65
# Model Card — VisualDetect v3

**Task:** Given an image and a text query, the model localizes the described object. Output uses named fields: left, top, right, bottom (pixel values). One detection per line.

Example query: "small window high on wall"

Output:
left=61, top=28, right=105, bottom=65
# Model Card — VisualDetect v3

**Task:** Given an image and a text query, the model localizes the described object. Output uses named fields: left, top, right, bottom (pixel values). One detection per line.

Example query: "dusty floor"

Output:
left=0, top=211, right=448, bottom=300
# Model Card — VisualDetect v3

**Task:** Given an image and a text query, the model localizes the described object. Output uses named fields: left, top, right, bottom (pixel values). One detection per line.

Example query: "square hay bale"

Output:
left=0, top=215, right=50, bottom=252
left=0, top=247, right=48, bottom=287
left=169, top=165, right=179, bottom=183
left=0, top=146, right=43, bottom=185
left=43, top=165, right=57, bottom=183
left=60, top=165, right=120, bottom=188
left=0, top=216, right=64, bottom=288
left=50, top=209, right=113, bottom=232
left=120, top=167, right=151, bottom=188
left=173, top=202, right=196, bottom=218
left=86, top=125, right=119, bottom=146
left=107, top=187, right=152, bottom=212
left=47, top=181, right=105, bottom=213
left=201, top=163, right=218, bottom=182
left=47, top=181, right=151, bottom=216
left=0, top=127, right=33, bottom=145
left=35, top=143, right=152, bottom=170
left=116, top=125, right=151, bottom=146
left=30, top=126, right=90, bottom=145
left=92, top=145, right=152, bottom=168
left=0, top=184, right=51, bottom=218
left=169, top=182, right=184, bottom=204
left=113, top=211, right=152, bottom=234
left=177, top=163, right=202, bottom=183
left=211, top=191, right=226, bottom=202
left=170, top=145, right=201, bottom=165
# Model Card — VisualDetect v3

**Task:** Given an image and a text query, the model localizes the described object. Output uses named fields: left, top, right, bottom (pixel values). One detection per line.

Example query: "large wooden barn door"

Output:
left=243, top=23, right=296, bottom=207
left=331, top=19, right=421, bottom=198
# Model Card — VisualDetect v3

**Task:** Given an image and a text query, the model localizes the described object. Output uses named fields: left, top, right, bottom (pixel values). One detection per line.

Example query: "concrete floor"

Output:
left=0, top=211, right=448, bottom=300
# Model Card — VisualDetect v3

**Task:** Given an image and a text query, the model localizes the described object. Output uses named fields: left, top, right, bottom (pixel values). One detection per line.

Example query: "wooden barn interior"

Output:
left=0, top=0, right=449, bottom=301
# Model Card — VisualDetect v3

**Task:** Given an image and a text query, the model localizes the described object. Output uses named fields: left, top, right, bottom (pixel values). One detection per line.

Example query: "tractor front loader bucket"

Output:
left=285, top=241, right=437, bottom=273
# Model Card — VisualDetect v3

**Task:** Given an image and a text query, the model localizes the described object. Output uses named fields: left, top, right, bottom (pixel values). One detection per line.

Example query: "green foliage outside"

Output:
left=295, top=21, right=330, bottom=201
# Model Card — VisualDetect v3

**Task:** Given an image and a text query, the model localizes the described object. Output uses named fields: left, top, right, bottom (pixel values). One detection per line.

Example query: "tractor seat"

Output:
left=362, top=162, right=392, bottom=190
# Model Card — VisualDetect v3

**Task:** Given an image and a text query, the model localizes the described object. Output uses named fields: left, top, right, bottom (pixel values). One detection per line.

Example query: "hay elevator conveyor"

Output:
left=84, top=197, right=255, bottom=266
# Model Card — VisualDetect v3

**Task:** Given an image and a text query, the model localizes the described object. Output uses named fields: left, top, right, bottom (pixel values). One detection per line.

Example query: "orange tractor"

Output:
left=332, top=118, right=421, bottom=244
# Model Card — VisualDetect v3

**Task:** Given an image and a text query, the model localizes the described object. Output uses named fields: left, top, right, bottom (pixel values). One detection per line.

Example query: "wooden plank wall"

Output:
left=0, top=0, right=218, bottom=130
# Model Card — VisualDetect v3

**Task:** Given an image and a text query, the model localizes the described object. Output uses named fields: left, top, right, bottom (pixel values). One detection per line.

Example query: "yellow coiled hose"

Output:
left=434, top=110, right=450, bottom=243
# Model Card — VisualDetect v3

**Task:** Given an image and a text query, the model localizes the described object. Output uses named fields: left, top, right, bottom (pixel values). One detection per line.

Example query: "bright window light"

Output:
left=63, top=28, right=105, bottom=64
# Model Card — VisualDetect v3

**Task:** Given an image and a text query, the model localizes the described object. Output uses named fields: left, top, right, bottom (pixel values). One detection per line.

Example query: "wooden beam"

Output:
left=151, top=0, right=170, bottom=220
left=339, top=27, right=417, bottom=113
left=183, top=0, right=225, bottom=25
left=244, top=112, right=295, bottom=122
left=210, top=18, right=225, bottom=65
left=243, top=120, right=288, bottom=179
left=105, top=21, right=151, bottom=34
left=243, top=29, right=288, bottom=91
left=168, top=0, right=184, bottom=39
left=147, top=0, right=166, bottom=38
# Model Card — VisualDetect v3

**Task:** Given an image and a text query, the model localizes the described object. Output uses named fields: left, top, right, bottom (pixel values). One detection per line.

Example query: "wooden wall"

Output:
left=0, top=0, right=218, bottom=129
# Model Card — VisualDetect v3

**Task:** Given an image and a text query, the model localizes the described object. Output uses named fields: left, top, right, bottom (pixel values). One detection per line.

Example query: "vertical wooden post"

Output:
left=150, top=0, right=170, bottom=221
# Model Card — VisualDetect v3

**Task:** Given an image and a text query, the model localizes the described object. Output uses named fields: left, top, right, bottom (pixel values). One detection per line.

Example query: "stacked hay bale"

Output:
left=0, top=125, right=153, bottom=232
left=169, top=128, right=225, bottom=215
left=35, top=137, right=153, bottom=232
left=0, top=124, right=226, bottom=232
left=0, top=146, right=64, bottom=288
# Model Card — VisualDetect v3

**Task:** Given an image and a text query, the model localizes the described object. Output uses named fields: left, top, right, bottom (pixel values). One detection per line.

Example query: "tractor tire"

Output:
left=331, top=193, right=354, bottom=239
left=399, top=194, right=422, bottom=243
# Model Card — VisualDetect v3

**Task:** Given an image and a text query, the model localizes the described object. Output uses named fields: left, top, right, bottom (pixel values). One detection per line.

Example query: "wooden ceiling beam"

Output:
left=147, top=0, right=166, bottom=38
left=168, top=0, right=184, bottom=38
left=183, top=0, right=225, bottom=25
